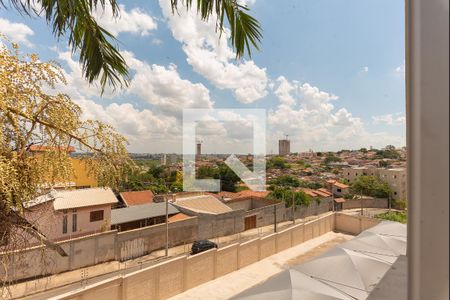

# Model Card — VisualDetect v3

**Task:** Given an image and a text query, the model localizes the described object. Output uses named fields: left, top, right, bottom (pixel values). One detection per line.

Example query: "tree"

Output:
left=0, top=0, right=262, bottom=91
left=379, top=160, right=390, bottom=168
left=196, top=164, right=240, bottom=192
left=385, top=145, right=396, bottom=151
left=267, top=156, right=288, bottom=169
left=267, top=187, right=312, bottom=207
left=324, top=153, right=341, bottom=165
left=350, top=176, right=391, bottom=198
left=0, top=41, right=132, bottom=255
left=270, top=175, right=300, bottom=187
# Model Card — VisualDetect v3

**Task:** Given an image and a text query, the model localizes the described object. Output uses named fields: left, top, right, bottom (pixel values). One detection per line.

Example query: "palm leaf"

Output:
left=0, top=0, right=262, bottom=93
left=171, top=0, right=262, bottom=59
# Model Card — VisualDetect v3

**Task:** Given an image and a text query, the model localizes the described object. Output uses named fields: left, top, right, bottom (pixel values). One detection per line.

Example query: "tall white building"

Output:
left=278, top=139, right=290, bottom=156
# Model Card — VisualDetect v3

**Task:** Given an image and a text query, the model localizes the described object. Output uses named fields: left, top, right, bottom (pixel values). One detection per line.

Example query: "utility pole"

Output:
left=274, top=203, right=277, bottom=233
left=360, top=193, right=364, bottom=216
left=292, top=193, right=295, bottom=224
left=165, top=194, right=170, bottom=257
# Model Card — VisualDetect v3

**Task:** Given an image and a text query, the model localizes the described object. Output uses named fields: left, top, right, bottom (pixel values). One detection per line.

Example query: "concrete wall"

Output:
left=215, top=243, right=238, bottom=277
left=259, top=234, right=277, bottom=259
left=289, top=199, right=333, bottom=220
left=117, top=217, right=197, bottom=261
left=245, top=202, right=286, bottom=228
left=342, top=198, right=388, bottom=210
left=0, top=217, right=197, bottom=282
left=173, top=206, right=245, bottom=240
left=276, top=228, right=292, bottom=252
left=58, top=213, right=337, bottom=300
left=238, top=238, right=260, bottom=268
left=334, top=213, right=381, bottom=235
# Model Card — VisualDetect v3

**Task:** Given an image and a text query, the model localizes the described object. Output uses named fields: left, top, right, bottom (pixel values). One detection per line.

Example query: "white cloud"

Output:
left=268, top=78, right=404, bottom=151
left=0, top=18, right=34, bottom=47
left=159, top=0, right=268, bottom=104
left=121, top=51, right=214, bottom=114
left=372, top=113, right=406, bottom=126
left=55, top=49, right=213, bottom=115
left=93, top=4, right=157, bottom=37
left=74, top=98, right=180, bottom=152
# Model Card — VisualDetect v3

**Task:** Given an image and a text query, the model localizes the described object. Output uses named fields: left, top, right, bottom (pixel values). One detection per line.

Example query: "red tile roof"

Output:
left=168, top=213, right=191, bottom=222
left=334, top=182, right=350, bottom=189
left=317, top=188, right=332, bottom=197
left=120, top=190, right=154, bottom=206
left=299, top=188, right=319, bottom=197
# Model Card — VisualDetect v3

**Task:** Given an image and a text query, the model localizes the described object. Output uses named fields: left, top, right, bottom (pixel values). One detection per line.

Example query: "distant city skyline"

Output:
left=0, top=0, right=406, bottom=154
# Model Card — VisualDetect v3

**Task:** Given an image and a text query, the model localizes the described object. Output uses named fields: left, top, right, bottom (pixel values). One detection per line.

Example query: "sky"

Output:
left=0, top=0, right=406, bottom=154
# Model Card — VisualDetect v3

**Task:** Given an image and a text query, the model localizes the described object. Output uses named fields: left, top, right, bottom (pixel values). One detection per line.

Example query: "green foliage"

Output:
left=235, top=185, right=250, bottom=192
left=375, top=211, right=407, bottom=224
left=375, top=149, right=400, bottom=160
left=172, top=0, right=262, bottom=58
left=378, top=160, right=391, bottom=168
left=350, top=176, right=391, bottom=198
left=393, top=199, right=407, bottom=210
left=296, top=159, right=306, bottom=166
left=196, top=164, right=240, bottom=192
left=270, top=175, right=300, bottom=187
left=267, top=156, right=288, bottom=169
left=267, top=186, right=312, bottom=207
left=269, top=176, right=322, bottom=190
left=360, top=148, right=368, bottom=153
left=343, top=193, right=355, bottom=199
left=324, top=154, right=342, bottom=165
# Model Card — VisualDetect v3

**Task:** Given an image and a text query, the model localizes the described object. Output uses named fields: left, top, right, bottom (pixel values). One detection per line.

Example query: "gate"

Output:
left=244, top=215, right=257, bottom=231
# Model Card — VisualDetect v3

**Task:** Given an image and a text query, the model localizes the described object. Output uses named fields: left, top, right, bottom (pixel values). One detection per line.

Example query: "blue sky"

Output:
left=0, top=0, right=406, bottom=154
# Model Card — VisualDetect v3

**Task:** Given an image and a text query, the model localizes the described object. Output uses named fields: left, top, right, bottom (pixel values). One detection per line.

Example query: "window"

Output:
left=337, top=188, right=342, bottom=193
left=62, top=214, right=68, bottom=234
left=72, top=209, right=77, bottom=232
left=90, top=210, right=104, bottom=222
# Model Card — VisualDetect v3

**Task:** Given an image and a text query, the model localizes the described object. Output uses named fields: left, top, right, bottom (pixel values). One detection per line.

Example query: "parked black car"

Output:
left=190, top=240, right=218, bottom=255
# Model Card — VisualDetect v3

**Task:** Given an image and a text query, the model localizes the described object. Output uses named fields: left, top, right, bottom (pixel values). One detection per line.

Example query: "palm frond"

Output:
left=171, top=0, right=262, bottom=59
left=0, top=0, right=262, bottom=93
left=1, top=0, right=128, bottom=93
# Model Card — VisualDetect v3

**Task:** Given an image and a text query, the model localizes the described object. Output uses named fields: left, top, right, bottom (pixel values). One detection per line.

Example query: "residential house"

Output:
left=326, top=179, right=350, bottom=197
left=24, top=187, right=118, bottom=242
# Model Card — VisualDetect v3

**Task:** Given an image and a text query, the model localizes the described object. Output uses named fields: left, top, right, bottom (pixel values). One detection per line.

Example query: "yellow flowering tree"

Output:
left=0, top=39, right=132, bottom=256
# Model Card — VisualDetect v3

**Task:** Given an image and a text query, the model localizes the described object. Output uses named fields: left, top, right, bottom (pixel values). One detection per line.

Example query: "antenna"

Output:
left=284, top=134, right=289, bottom=140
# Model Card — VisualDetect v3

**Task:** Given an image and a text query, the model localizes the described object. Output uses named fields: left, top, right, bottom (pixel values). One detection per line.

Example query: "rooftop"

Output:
left=173, top=195, right=233, bottom=214
left=27, top=187, right=118, bottom=210
left=120, top=190, right=154, bottom=206
left=111, top=202, right=179, bottom=225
